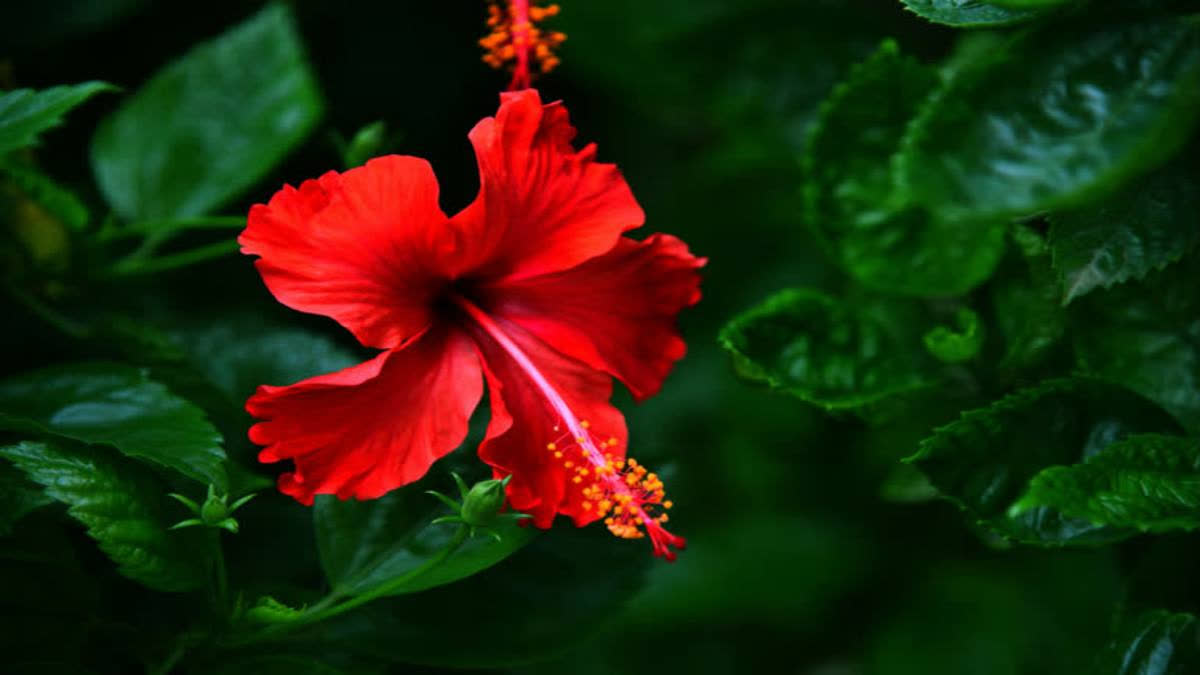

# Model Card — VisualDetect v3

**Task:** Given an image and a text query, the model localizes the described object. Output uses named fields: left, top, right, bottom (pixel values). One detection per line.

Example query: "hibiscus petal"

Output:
left=469, top=317, right=627, bottom=528
left=246, top=327, right=482, bottom=505
left=240, top=155, right=450, bottom=350
left=448, top=89, right=645, bottom=280
left=481, top=234, right=705, bottom=401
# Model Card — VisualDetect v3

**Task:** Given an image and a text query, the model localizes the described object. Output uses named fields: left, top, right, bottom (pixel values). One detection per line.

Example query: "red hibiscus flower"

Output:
left=239, top=89, right=703, bottom=560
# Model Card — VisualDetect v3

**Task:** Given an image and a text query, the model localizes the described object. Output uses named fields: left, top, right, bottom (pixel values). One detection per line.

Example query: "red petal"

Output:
left=448, top=89, right=645, bottom=280
left=246, top=327, right=482, bottom=505
left=240, top=156, right=450, bottom=350
left=469, top=317, right=627, bottom=528
left=481, top=234, right=705, bottom=401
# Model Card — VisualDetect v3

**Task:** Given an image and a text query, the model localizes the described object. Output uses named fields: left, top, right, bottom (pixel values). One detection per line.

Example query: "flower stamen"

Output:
left=480, top=0, right=567, bottom=90
left=452, top=293, right=685, bottom=560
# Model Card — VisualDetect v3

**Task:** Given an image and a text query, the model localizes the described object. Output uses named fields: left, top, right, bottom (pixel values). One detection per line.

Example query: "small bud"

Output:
left=461, top=475, right=512, bottom=526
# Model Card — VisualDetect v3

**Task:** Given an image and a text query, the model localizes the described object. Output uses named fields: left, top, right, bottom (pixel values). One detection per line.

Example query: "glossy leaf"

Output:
left=1012, top=434, right=1200, bottom=532
left=314, top=470, right=537, bottom=598
left=899, top=19, right=1200, bottom=221
left=0, top=441, right=205, bottom=591
left=0, top=81, right=114, bottom=155
left=720, top=288, right=939, bottom=410
left=1049, top=163, right=1200, bottom=305
left=805, top=40, right=1005, bottom=296
left=312, top=525, right=650, bottom=668
left=1072, top=258, right=1200, bottom=433
left=0, top=460, right=53, bottom=535
left=1099, top=610, right=1200, bottom=675
left=899, top=0, right=1039, bottom=27
left=167, top=314, right=360, bottom=404
left=989, top=0, right=1072, bottom=7
left=0, top=362, right=228, bottom=489
left=908, top=377, right=1183, bottom=545
left=90, top=3, right=323, bottom=220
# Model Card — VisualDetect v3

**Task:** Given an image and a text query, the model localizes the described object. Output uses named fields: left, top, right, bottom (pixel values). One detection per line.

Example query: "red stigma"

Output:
left=480, top=1, right=566, bottom=90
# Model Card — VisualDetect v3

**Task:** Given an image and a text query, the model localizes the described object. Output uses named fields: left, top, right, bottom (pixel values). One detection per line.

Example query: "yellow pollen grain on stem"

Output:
left=546, top=442, right=556, bottom=451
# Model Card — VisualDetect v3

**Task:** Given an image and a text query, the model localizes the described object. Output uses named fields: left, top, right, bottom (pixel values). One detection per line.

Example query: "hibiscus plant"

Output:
left=2, top=0, right=1200, bottom=674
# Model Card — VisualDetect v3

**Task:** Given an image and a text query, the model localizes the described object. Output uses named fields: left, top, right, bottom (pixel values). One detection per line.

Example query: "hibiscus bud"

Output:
left=461, top=475, right=512, bottom=526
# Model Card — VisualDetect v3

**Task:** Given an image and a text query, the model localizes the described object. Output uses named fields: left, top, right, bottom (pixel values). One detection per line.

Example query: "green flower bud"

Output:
left=460, top=475, right=511, bottom=526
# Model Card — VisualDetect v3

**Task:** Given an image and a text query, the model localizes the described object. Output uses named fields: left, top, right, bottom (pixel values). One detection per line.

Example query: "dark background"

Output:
left=1, top=2, right=1133, bottom=673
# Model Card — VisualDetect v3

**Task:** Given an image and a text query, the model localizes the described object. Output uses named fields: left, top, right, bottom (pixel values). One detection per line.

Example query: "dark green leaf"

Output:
left=167, top=313, right=359, bottom=404
left=315, top=471, right=537, bottom=598
left=0, top=81, right=114, bottom=155
left=0, top=441, right=205, bottom=591
left=992, top=224, right=1067, bottom=370
left=923, top=308, right=983, bottom=363
left=899, top=0, right=1039, bottom=27
left=90, top=3, right=323, bottom=220
left=899, top=19, right=1200, bottom=221
left=0, top=460, right=53, bottom=535
left=1099, top=610, right=1200, bottom=675
left=719, top=288, right=939, bottom=409
left=0, top=361, right=228, bottom=489
left=805, top=40, right=1006, bottom=296
left=0, top=159, right=89, bottom=231
left=1072, top=258, right=1200, bottom=433
left=1049, top=163, right=1200, bottom=305
left=908, top=377, right=1183, bottom=545
left=311, top=525, right=650, bottom=668
left=1013, top=434, right=1200, bottom=532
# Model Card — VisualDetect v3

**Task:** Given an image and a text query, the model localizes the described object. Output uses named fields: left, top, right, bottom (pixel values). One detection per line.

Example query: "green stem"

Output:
left=148, top=639, right=188, bottom=675
left=233, top=525, right=470, bottom=645
left=211, top=531, right=229, bottom=614
left=4, top=285, right=90, bottom=338
left=97, top=216, right=246, bottom=243
left=106, top=240, right=239, bottom=277
left=306, top=524, right=469, bottom=622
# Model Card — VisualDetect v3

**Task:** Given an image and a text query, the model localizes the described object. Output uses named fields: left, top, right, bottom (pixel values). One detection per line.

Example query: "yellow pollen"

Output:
left=580, top=420, right=590, bottom=429
left=553, top=451, right=563, bottom=459
left=546, top=442, right=557, bottom=451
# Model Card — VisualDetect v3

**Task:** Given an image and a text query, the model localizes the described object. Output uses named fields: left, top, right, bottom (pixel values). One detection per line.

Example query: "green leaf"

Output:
left=923, top=308, right=983, bottom=363
left=341, top=120, right=387, bottom=169
left=90, top=3, right=323, bottom=221
left=312, top=525, right=651, bottom=668
left=1072, top=258, right=1200, bottom=433
left=314, top=470, right=537, bottom=598
left=899, top=0, right=1040, bottom=27
left=0, top=159, right=89, bottom=231
left=908, top=377, right=1183, bottom=545
left=898, top=18, right=1200, bottom=221
left=1098, top=610, right=1200, bottom=675
left=1049, top=162, right=1200, bottom=305
left=167, top=314, right=359, bottom=404
left=719, top=288, right=939, bottom=410
left=0, top=441, right=205, bottom=591
left=1012, top=434, right=1200, bottom=532
left=0, top=362, right=228, bottom=489
left=992, top=224, right=1067, bottom=370
left=0, top=460, right=53, bottom=535
left=0, top=81, right=115, bottom=155
left=805, top=40, right=1005, bottom=296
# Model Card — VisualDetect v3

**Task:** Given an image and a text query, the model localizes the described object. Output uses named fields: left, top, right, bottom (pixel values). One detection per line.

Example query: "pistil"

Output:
left=451, top=293, right=685, bottom=560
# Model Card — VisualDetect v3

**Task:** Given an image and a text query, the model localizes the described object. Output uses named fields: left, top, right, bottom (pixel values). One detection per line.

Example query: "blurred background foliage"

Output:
left=2, top=1, right=1199, bottom=674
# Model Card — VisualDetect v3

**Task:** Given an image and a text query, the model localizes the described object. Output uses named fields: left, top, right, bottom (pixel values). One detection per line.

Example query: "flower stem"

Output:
left=230, top=524, right=470, bottom=645
left=105, top=240, right=239, bottom=277
left=97, top=216, right=246, bottom=243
